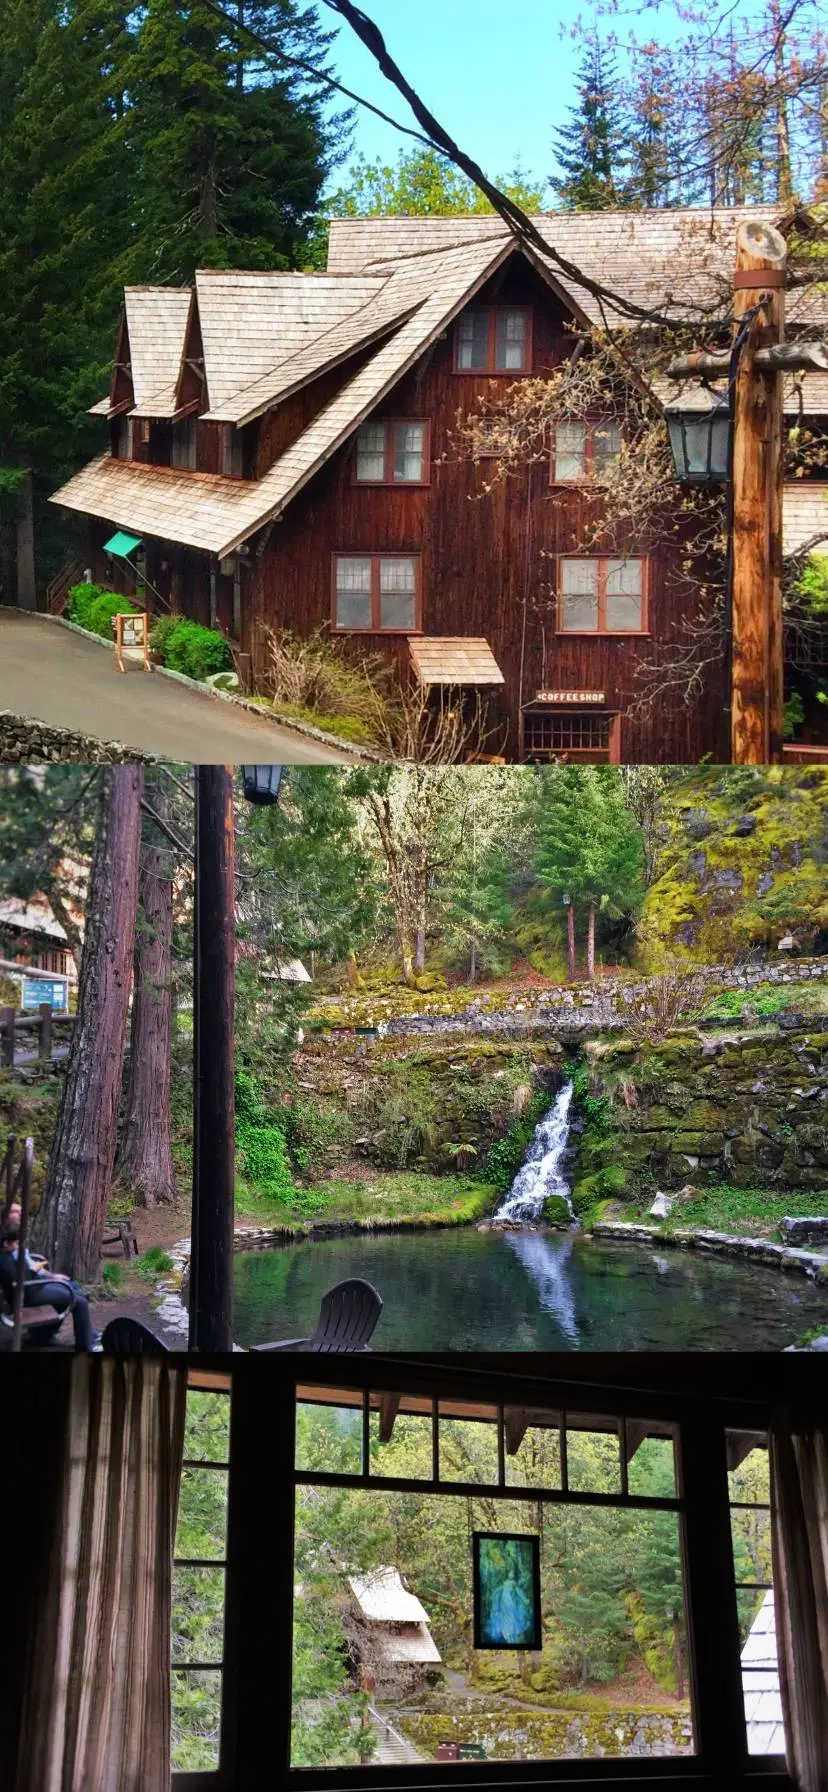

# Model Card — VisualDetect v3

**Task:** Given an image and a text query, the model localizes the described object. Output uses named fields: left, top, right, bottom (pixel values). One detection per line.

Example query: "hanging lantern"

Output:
left=241, top=766, right=284, bottom=806
left=665, top=394, right=731, bottom=485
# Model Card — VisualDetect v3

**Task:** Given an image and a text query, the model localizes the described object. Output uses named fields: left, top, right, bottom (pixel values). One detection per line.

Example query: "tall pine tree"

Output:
left=123, top=0, right=350, bottom=280
left=551, top=40, right=628, bottom=210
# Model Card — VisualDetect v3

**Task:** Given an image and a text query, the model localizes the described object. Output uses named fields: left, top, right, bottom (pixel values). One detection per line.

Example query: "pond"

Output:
left=232, top=1227, right=827, bottom=1352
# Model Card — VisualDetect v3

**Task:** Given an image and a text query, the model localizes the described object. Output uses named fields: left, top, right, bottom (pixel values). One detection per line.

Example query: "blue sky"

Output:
left=325, top=1, right=583, bottom=197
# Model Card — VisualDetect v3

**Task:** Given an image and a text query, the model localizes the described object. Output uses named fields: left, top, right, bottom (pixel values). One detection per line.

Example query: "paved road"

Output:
left=0, top=611, right=352, bottom=763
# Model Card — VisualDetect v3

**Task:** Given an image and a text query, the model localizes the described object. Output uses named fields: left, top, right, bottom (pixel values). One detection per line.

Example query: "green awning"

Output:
left=103, top=530, right=142, bottom=559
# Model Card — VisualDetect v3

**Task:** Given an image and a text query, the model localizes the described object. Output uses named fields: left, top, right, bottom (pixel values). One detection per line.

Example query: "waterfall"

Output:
left=495, top=1082, right=576, bottom=1224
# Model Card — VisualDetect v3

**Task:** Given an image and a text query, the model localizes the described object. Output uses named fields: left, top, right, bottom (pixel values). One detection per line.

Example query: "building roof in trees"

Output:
left=348, top=1568, right=441, bottom=1667
left=0, top=897, right=69, bottom=941
left=125, top=288, right=193, bottom=417
left=741, top=1592, right=783, bottom=1756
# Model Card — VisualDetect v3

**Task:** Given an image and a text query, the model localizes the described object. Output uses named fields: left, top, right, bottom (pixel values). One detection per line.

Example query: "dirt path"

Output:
left=0, top=611, right=352, bottom=763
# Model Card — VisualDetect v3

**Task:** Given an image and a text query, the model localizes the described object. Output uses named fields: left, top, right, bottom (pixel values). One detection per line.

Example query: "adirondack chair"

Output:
left=0, top=1253, right=75, bottom=1346
left=1, top=1134, right=71, bottom=1347
left=252, top=1278, right=383, bottom=1354
left=100, top=1316, right=169, bottom=1354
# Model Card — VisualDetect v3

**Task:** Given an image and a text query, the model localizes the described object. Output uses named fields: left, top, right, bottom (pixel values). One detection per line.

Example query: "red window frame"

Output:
left=556, top=556, right=649, bottom=637
left=331, top=553, right=423, bottom=635
left=551, top=420, right=623, bottom=485
left=352, top=419, right=432, bottom=487
left=454, top=308, right=533, bottom=375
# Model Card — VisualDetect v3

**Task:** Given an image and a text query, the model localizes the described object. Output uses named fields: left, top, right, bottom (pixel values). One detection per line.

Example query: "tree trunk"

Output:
left=567, top=902, right=577, bottom=981
left=415, top=923, right=426, bottom=975
left=117, top=820, right=177, bottom=1208
left=367, top=793, right=418, bottom=986
left=37, top=768, right=143, bottom=1279
left=236, top=0, right=245, bottom=92
left=772, top=3, right=792, bottom=204
left=469, top=938, right=477, bottom=983
left=674, top=1615, right=684, bottom=1702
left=586, top=903, right=596, bottom=980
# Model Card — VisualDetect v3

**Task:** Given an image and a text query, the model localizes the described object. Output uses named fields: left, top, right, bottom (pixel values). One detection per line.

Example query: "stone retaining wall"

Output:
left=395, top=1706, right=692, bottom=1761
left=375, top=960, right=828, bottom=1042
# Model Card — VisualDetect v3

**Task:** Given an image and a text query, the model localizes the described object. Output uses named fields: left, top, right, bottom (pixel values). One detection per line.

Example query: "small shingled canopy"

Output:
left=103, top=530, right=142, bottom=559
left=408, top=637, right=505, bottom=687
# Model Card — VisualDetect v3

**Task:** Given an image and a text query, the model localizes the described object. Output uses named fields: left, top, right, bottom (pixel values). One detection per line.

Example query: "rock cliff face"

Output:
left=579, top=1022, right=828, bottom=1194
left=636, top=768, right=828, bottom=969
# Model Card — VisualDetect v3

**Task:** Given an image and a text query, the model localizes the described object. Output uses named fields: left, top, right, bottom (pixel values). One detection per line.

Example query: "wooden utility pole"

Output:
left=731, top=220, right=787, bottom=766
left=668, top=222, right=828, bottom=765
left=191, top=767, right=236, bottom=1352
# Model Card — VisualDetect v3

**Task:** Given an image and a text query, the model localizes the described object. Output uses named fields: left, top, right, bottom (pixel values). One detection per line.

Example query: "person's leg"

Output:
left=27, top=1280, right=94, bottom=1351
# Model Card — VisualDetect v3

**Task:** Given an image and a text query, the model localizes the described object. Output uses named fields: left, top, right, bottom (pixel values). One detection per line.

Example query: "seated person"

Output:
left=0, top=1216, right=99, bottom=1352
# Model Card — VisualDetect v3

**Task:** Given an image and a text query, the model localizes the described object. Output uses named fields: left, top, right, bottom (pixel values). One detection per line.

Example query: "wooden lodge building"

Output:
left=51, top=207, right=828, bottom=763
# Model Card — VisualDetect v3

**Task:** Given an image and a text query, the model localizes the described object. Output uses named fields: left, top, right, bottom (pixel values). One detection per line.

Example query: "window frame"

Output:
left=550, top=419, right=623, bottom=485
left=172, top=1370, right=235, bottom=1792
left=174, top=1360, right=800, bottom=1792
left=352, top=419, right=432, bottom=488
left=331, top=552, right=423, bottom=636
left=454, top=307, right=533, bottom=376
left=556, top=556, right=649, bottom=637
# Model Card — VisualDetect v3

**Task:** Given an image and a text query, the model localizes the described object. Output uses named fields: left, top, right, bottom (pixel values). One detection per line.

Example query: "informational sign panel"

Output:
left=21, top=977, right=68, bottom=1012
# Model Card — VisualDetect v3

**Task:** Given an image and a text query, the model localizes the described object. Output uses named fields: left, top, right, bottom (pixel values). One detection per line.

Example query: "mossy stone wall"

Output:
left=578, top=1024, right=828, bottom=1194
left=395, top=1706, right=692, bottom=1760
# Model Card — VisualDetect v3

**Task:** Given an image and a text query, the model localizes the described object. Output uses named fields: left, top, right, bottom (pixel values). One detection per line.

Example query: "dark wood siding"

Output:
left=247, top=260, right=725, bottom=762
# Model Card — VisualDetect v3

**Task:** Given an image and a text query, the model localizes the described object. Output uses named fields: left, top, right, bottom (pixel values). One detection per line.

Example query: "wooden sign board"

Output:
left=534, top=690, right=606, bottom=706
left=113, top=611, right=152, bottom=674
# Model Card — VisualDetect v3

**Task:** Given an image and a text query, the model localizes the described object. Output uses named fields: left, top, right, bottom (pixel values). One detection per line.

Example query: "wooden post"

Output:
left=191, top=767, right=236, bottom=1353
left=11, top=1139, right=34, bottom=1354
left=0, top=1007, right=14, bottom=1068
left=37, top=1003, right=52, bottom=1062
left=731, top=221, right=787, bottom=766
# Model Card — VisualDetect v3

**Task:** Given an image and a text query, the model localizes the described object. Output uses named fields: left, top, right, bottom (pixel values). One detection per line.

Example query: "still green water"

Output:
left=232, top=1228, right=827, bottom=1351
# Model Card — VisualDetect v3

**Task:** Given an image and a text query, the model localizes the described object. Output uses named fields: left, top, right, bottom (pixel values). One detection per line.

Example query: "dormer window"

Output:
left=552, top=421, right=622, bottom=483
left=455, top=308, right=531, bottom=374
left=172, top=418, right=197, bottom=471
left=221, top=425, right=243, bottom=479
left=354, top=421, right=430, bottom=485
left=115, top=416, right=134, bottom=461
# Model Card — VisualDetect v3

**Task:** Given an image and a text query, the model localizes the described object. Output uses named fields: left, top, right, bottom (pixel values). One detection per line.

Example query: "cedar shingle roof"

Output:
left=57, top=204, right=828, bottom=558
left=123, top=287, right=193, bottom=417
left=655, top=375, right=828, bottom=417
left=408, top=637, right=506, bottom=686
left=328, top=208, right=826, bottom=327
left=195, top=269, right=385, bottom=416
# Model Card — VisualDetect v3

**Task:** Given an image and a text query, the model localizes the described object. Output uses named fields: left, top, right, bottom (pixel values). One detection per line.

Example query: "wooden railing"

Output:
left=45, top=556, right=85, bottom=617
left=1, top=1133, right=35, bottom=1353
left=0, top=1004, right=74, bottom=1066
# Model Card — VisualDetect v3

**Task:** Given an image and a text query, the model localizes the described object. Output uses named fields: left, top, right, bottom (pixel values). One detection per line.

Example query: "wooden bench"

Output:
left=101, top=1219, right=139, bottom=1261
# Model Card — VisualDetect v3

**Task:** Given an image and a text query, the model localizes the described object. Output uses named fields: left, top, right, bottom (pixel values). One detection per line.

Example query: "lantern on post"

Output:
left=241, top=765, right=284, bottom=806
left=665, top=394, right=731, bottom=486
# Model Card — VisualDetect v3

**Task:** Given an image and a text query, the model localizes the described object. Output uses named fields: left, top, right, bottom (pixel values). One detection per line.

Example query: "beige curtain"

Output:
left=770, top=1417, right=828, bottom=1792
left=15, top=1356, right=188, bottom=1792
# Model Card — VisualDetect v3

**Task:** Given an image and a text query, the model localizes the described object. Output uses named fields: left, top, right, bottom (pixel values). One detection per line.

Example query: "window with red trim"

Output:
left=552, top=420, right=623, bottom=483
left=558, top=557, right=646, bottom=635
left=354, top=420, right=430, bottom=485
left=333, top=554, right=422, bottom=634
left=455, top=308, right=532, bottom=373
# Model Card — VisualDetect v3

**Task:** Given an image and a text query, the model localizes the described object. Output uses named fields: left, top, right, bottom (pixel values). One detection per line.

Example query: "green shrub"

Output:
left=481, top=1092, right=550, bottom=1190
left=136, top=1247, right=174, bottom=1280
left=102, top=1261, right=125, bottom=1293
left=234, top=1067, right=295, bottom=1204
left=68, top=581, right=137, bottom=639
left=150, top=617, right=232, bottom=682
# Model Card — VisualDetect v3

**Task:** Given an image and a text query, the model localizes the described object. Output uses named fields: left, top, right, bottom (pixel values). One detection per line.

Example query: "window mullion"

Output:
left=489, top=310, right=497, bottom=374
left=385, top=424, right=392, bottom=486
left=599, top=559, right=607, bottom=632
left=372, top=556, right=380, bottom=631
